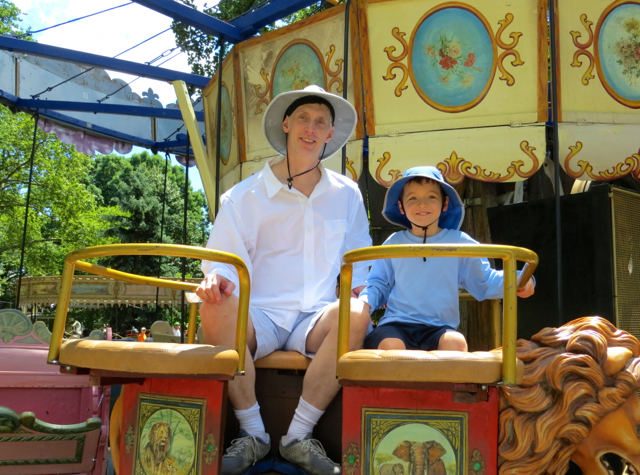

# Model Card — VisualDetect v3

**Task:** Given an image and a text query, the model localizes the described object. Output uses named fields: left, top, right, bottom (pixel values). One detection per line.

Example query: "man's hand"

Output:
left=516, top=278, right=535, bottom=298
left=351, top=285, right=365, bottom=298
left=195, top=274, right=236, bottom=304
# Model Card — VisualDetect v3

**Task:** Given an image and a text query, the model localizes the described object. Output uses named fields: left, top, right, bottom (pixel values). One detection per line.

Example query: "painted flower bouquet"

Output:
left=615, top=17, right=640, bottom=85
left=425, top=31, right=482, bottom=87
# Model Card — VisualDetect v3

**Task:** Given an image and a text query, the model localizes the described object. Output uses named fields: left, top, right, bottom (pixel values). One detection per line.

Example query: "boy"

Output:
left=359, top=166, right=534, bottom=351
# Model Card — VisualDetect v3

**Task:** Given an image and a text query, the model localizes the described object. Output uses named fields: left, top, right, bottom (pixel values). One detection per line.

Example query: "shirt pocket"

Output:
left=324, top=219, right=348, bottom=262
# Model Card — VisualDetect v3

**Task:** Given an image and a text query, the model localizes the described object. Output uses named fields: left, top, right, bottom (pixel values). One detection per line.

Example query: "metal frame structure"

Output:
left=0, top=0, right=319, bottom=154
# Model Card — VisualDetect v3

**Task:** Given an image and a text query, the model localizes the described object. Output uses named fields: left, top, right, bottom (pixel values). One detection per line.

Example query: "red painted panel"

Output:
left=119, top=378, right=228, bottom=475
left=342, top=386, right=499, bottom=475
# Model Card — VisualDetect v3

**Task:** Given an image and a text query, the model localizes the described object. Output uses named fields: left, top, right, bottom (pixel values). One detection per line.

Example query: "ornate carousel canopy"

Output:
left=18, top=275, right=201, bottom=309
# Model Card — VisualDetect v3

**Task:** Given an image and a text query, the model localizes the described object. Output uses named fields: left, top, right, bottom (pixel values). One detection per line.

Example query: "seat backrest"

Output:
left=150, top=320, right=172, bottom=336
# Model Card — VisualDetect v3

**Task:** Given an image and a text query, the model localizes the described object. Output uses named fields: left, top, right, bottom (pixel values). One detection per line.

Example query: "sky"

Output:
left=17, top=0, right=210, bottom=191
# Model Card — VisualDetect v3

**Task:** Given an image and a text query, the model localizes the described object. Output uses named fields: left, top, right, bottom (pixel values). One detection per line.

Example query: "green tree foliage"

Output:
left=0, top=106, right=120, bottom=302
left=171, top=0, right=333, bottom=77
left=0, top=0, right=30, bottom=37
left=89, top=152, right=209, bottom=279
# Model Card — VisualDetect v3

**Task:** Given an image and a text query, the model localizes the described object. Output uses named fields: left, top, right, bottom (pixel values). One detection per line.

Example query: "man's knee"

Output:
left=350, top=298, right=371, bottom=333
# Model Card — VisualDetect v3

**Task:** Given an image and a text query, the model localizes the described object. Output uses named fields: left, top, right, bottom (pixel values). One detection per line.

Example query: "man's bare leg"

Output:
left=200, top=296, right=258, bottom=410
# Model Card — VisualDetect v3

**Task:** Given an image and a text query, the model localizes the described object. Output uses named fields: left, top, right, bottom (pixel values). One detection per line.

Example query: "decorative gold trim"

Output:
left=497, top=50, right=525, bottom=86
left=384, top=27, right=408, bottom=62
left=469, top=449, right=486, bottom=475
left=342, top=442, right=360, bottom=475
left=253, top=68, right=271, bottom=115
left=375, top=152, right=402, bottom=187
left=564, top=141, right=640, bottom=180
left=124, top=425, right=134, bottom=454
left=496, top=13, right=523, bottom=50
left=346, top=158, right=358, bottom=182
left=571, top=50, right=596, bottom=85
left=437, top=141, right=540, bottom=184
left=570, top=13, right=594, bottom=49
left=326, top=45, right=345, bottom=93
left=203, top=433, right=218, bottom=465
left=383, top=63, right=409, bottom=96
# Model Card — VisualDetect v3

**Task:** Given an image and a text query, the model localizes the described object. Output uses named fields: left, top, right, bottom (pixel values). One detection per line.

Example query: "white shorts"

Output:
left=250, top=305, right=331, bottom=361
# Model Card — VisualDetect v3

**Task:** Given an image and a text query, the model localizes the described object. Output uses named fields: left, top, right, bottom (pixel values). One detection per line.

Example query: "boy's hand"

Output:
left=516, top=278, right=535, bottom=298
left=351, top=285, right=365, bottom=298
left=196, top=273, right=236, bottom=304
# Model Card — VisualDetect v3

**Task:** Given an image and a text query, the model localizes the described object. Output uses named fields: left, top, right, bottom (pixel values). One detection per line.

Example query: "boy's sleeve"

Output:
left=459, top=257, right=530, bottom=301
left=358, top=257, right=394, bottom=313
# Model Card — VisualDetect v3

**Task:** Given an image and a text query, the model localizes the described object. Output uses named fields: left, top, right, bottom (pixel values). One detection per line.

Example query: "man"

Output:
left=196, top=86, right=372, bottom=475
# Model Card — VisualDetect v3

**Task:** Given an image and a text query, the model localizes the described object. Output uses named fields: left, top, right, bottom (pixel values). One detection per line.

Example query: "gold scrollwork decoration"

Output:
left=382, top=28, right=409, bottom=96
left=571, top=50, right=595, bottom=85
left=469, top=449, right=486, bottom=475
left=564, top=141, right=640, bottom=180
left=384, top=27, right=409, bottom=62
left=375, top=152, right=403, bottom=187
left=342, top=443, right=360, bottom=475
left=497, top=50, right=525, bottom=86
left=494, top=14, right=524, bottom=87
left=203, top=433, right=218, bottom=465
left=253, top=68, right=271, bottom=115
left=496, top=13, right=523, bottom=50
left=437, top=141, right=539, bottom=184
left=570, top=14, right=594, bottom=87
left=326, top=45, right=344, bottom=77
left=345, top=159, right=358, bottom=182
left=125, top=425, right=135, bottom=454
left=570, top=14, right=594, bottom=49
left=326, top=45, right=344, bottom=93
left=383, top=63, right=409, bottom=97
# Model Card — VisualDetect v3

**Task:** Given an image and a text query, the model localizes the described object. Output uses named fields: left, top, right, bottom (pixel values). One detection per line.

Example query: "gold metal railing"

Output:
left=47, top=244, right=251, bottom=375
left=337, top=244, right=538, bottom=386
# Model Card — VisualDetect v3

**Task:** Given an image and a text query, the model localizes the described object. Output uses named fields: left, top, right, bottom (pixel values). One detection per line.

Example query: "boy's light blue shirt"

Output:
left=359, top=229, right=506, bottom=329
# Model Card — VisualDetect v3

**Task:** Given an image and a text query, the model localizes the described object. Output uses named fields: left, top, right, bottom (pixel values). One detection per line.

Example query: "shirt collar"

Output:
left=263, top=157, right=331, bottom=199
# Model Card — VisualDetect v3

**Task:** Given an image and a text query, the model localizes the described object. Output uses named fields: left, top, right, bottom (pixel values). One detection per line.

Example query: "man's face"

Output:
left=282, top=103, right=335, bottom=160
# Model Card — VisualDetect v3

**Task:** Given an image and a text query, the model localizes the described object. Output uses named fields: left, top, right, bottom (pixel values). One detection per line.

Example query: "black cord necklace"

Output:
left=285, top=136, right=327, bottom=189
left=406, top=215, right=441, bottom=262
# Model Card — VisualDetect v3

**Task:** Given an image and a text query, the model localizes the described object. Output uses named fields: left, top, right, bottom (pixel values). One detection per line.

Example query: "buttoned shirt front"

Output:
left=202, top=158, right=371, bottom=331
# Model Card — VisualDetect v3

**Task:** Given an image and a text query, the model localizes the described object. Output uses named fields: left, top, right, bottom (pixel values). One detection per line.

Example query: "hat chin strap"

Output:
left=401, top=202, right=441, bottom=262
left=285, top=134, right=326, bottom=190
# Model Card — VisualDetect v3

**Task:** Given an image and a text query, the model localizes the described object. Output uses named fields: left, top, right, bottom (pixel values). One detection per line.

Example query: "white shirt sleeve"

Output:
left=201, top=195, right=253, bottom=295
left=343, top=188, right=372, bottom=288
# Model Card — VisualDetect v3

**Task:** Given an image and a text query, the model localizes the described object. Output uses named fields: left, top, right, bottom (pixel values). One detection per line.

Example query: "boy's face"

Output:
left=282, top=103, right=334, bottom=161
left=399, top=180, right=449, bottom=230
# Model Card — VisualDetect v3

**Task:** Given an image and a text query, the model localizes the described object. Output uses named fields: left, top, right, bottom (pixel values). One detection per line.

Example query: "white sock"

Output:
left=284, top=398, right=324, bottom=444
left=234, top=403, right=269, bottom=443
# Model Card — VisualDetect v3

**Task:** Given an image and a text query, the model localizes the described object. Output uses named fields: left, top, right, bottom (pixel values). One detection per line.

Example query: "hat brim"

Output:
left=382, top=173, right=464, bottom=230
left=262, top=89, right=357, bottom=159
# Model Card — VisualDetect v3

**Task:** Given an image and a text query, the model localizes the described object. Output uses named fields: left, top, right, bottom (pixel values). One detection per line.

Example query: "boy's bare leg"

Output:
left=300, top=298, right=371, bottom=411
left=378, top=338, right=406, bottom=350
left=438, top=331, right=468, bottom=351
left=200, top=296, right=258, bottom=410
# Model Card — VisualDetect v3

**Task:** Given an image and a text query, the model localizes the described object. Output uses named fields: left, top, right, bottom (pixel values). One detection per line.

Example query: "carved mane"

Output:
left=498, top=317, right=640, bottom=474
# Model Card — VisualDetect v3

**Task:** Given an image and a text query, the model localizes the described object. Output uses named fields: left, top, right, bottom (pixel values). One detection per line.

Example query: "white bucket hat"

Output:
left=262, top=85, right=357, bottom=160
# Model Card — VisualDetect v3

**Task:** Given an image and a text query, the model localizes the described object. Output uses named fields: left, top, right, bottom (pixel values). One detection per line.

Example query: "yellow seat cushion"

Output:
left=337, top=349, right=523, bottom=385
left=254, top=351, right=311, bottom=370
left=59, top=340, right=238, bottom=378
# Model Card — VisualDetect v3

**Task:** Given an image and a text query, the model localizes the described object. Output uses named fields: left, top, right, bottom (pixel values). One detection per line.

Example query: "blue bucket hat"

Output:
left=382, top=166, right=464, bottom=230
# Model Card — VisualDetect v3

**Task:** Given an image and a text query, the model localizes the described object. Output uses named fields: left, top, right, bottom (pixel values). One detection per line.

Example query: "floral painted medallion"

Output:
left=409, top=4, right=497, bottom=112
left=596, top=1, right=640, bottom=107
left=271, top=42, right=326, bottom=98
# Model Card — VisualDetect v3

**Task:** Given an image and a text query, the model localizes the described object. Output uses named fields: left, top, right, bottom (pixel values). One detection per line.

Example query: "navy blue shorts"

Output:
left=363, top=321, right=455, bottom=351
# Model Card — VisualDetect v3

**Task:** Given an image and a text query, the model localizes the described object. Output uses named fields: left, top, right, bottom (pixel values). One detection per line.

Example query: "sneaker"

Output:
left=221, top=429, right=272, bottom=475
left=277, top=434, right=340, bottom=475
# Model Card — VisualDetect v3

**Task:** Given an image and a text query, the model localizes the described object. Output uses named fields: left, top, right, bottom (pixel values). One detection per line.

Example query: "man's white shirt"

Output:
left=202, top=158, right=372, bottom=331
